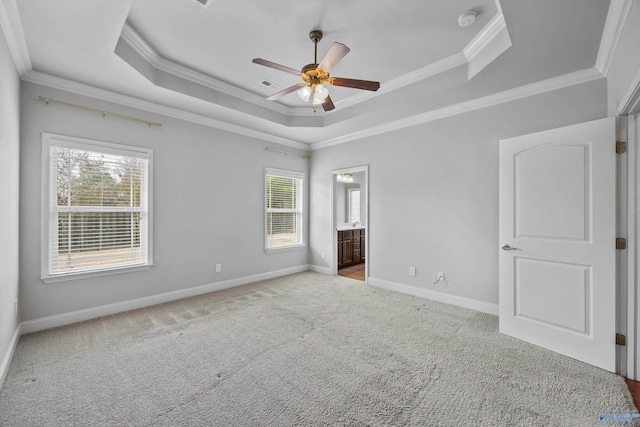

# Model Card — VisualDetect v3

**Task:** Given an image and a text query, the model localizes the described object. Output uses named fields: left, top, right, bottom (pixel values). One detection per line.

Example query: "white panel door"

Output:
left=499, top=117, right=616, bottom=372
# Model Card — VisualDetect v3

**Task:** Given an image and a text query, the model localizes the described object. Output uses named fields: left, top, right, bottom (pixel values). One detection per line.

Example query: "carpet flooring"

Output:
left=0, top=272, right=636, bottom=426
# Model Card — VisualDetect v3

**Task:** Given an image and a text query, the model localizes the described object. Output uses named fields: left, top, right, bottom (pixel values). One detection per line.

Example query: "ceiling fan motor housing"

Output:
left=301, top=65, right=331, bottom=86
left=309, top=30, right=323, bottom=43
left=302, top=63, right=319, bottom=74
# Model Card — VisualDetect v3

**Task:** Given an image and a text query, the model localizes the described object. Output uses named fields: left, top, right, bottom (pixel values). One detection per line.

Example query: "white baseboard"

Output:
left=308, top=264, right=333, bottom=275
left=0, top=324, right=21, bottom=391
left=20, top=265, right=310, bottom=334
left=367, top=277, right=499, bottom=315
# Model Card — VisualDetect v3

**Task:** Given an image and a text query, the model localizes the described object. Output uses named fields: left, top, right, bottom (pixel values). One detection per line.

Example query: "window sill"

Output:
left=265, top=244, right=306, bottom=253
left=41, top=263, right=153, bottom=283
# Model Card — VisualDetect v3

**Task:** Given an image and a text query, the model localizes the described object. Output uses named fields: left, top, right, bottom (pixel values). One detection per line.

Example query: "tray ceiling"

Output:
left=5, top=0, right=613, bottom=147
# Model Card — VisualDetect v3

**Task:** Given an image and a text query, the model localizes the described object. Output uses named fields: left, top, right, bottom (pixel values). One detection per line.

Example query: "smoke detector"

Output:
left=458, top=11, right=477, bottom=27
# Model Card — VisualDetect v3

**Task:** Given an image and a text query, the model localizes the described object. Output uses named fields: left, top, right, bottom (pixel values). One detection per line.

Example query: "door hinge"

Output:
left=616, top=141, right=627, bottom=154
left=616, top=238, right=627, bottom=250
left=616, top=333, right=627, bottom=346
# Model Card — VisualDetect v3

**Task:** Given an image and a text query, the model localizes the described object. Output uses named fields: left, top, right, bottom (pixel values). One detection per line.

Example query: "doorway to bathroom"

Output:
left=332, top=166, right=368, bottom=283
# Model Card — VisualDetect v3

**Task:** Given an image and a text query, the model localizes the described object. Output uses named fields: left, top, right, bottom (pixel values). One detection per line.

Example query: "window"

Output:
left=349, top=188, right=361, bottom=224
left=42, top=133, right=152, bottom=282
left=265, top=168, right=304, bottom=250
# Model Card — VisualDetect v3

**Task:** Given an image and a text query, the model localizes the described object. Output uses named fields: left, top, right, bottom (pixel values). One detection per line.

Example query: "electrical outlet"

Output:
left=321, top=252, right=325, bottom=260
left=438, top=272, right=444, bottom=280
left=14, top=299, right=18, bottom=314
left=409, top=267, right=416, bottom=276
left=216, top=264, right=222, bottom=272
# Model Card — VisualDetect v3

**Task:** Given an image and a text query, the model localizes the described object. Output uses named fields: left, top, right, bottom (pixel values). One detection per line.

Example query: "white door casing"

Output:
left=499, top=117, right=616, bottom=372
left=332, top=165, right=369, bottom=281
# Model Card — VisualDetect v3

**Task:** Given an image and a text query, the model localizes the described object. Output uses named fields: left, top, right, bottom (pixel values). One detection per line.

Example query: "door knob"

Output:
left=501, top=244, right=521, bottom=251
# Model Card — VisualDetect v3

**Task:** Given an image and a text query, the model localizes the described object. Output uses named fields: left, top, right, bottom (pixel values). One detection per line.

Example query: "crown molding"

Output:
left=6, top=0, right=607, bottom=151
left=335, top=52, right=468, bottom=110
left=119, top=21, right=161, bottom=66
left=463, top=8, right=511, bottom=79
left=120, top=9, right=512, bottom=119
left=596, top=0, right=634, bottom=76
left=327, top=6, right=512, bottom=110
left=386, top=52, right=468, bottom=93
left=23, top=70, right=309, bottom=151
left=0, top=0, right=509, bottom=118
left=310, top=67, right=604, bottom=150
left=464, top=9, right=504, bottom=61
left=21, top=65, right=604, bottom=153
left=119, top=23, right=317, bottom=118
left=0, top=0, right=32, bottom=75
left=618, top=65, right=640, bottom=115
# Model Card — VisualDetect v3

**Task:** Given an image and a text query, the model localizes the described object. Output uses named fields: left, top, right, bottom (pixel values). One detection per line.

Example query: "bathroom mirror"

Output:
left=335, top=171, right=366, bottom=227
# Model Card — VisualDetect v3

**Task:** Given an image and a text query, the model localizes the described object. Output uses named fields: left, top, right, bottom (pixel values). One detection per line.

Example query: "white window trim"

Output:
left=41, top=133, right=154, bottom=283
left=264, top=167, right=305, bottom=252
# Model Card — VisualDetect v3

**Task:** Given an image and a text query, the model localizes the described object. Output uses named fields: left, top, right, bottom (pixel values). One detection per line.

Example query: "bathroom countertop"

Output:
left=336, top=225, right=366, bottom=231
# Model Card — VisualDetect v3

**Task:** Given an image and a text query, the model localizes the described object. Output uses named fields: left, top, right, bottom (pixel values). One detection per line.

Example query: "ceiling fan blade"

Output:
left=252, top=58, right=301, bottom=76
left=318, top=42, right=350, bottom=73
left=331, top=77, right=380, bottom=92
left=322, top=95, right=335, bottom=112
left=266, top=83, right=305, bottom=101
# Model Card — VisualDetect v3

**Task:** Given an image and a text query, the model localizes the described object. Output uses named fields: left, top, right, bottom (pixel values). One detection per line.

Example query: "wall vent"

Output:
left=261, top=80, right=281, bottom=90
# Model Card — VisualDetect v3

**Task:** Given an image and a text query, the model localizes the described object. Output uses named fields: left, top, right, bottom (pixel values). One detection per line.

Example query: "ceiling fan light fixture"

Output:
left=313, top=84, right=329, bottom=103
left=297, top=86, right=312, bottom=102
left=297, top=84, right=330, bottom=104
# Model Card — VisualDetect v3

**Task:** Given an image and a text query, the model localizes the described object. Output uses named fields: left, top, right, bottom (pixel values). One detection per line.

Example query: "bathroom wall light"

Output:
left=337, top=173, right=354, bottom=182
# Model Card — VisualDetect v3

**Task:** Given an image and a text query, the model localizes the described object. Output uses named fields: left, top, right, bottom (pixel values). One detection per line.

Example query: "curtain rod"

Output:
left=38, top=96, right=162, bottom=128
left=266, top=147, right=311, bottom=159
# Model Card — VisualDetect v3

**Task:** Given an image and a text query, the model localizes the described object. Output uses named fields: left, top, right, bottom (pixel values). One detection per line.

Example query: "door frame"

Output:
left=619, top=74, right=640, bottom=379
left=331, top=165, right=369, bottom=282
left=615, top=114, right=635, bottom=378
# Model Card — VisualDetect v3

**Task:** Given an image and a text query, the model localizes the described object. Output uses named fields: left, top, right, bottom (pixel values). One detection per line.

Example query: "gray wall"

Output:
left=309, top=79, right=608, bottom=305
left=19, top=82, right=309, bottom=322
left=0, top=27, right=20, bottom=377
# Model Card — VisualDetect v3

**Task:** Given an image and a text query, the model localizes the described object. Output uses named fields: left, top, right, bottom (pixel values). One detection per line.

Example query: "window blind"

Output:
left=265, top=168, right=303, bottom=249
left=47, top=141, right=150, bottom=276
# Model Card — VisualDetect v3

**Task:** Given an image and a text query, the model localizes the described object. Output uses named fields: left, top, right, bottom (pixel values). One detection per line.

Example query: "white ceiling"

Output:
left=4, top=0, right=613, bottom=148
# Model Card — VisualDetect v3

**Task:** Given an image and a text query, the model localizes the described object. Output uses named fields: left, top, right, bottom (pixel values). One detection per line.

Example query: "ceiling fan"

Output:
left=252, top=30, right=380, bottom=112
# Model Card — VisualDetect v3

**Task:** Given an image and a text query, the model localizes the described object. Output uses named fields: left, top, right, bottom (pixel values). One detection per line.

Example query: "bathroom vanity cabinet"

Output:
left=337, top=228, right=366, bottom=269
